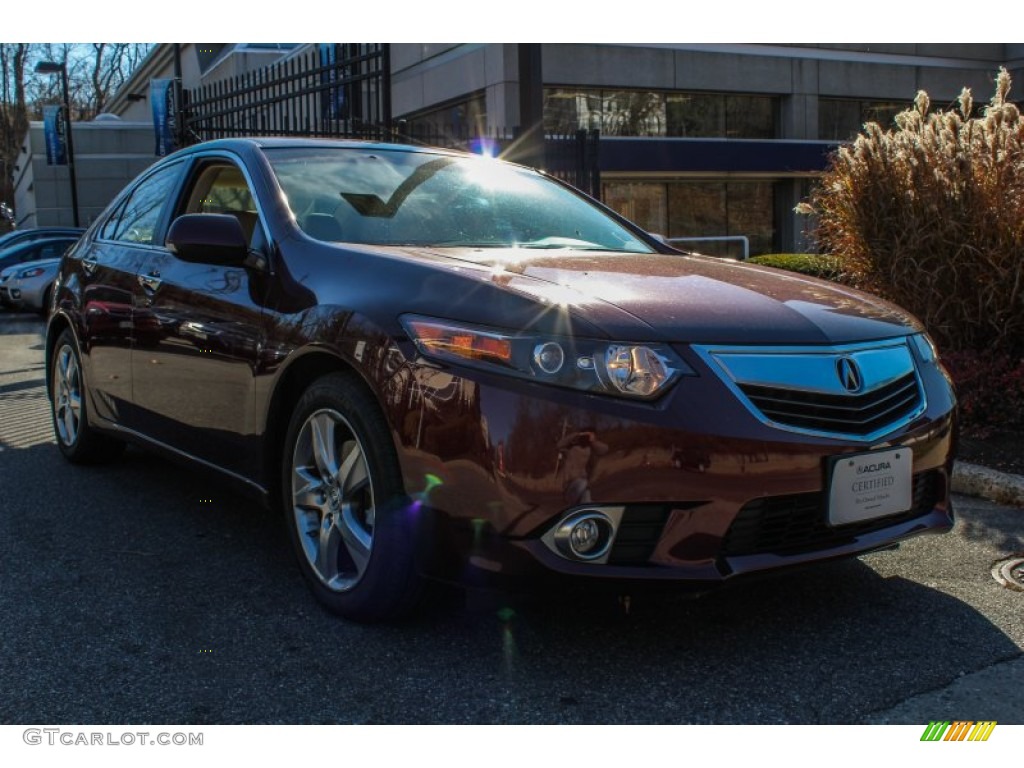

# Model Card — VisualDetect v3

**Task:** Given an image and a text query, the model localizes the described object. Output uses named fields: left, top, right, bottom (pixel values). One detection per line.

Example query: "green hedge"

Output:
left=747, top=253, right=846, bottom=281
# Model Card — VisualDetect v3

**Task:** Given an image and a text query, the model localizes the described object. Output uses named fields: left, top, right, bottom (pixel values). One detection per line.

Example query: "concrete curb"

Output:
left=866, top=654, right=1024, bottom=723
left=952, top=461, right=1024, bottom=507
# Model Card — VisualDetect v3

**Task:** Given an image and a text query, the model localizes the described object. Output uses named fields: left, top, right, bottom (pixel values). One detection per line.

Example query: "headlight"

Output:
left=402, top=315, right=692, bottom=400
left=18, top=267, right=45, bottom=279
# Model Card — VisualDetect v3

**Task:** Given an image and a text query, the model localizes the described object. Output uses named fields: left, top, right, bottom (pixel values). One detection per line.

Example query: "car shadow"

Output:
left=1, top=432, right=1020, bottom=725
left=955, top=497, right=1024, bottom=553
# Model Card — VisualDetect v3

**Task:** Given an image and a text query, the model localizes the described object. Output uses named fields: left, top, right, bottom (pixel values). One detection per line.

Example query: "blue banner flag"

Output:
left=319, top=44, right=346, bottom=121
left=151, top=78, right=177, bottom=157
left=43, top=104, right=67, bottom=166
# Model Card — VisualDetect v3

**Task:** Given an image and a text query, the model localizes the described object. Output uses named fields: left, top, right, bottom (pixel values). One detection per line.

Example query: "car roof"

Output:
left=0, top=235, right=78, bottom=257
left=0, top=227, right=83, bottom=247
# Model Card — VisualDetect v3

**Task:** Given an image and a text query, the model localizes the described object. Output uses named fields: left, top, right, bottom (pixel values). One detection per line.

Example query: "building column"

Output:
left=775, top=179, right=815, bottom=253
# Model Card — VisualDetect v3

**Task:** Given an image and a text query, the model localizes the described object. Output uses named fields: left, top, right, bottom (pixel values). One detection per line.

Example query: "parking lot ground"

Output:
left=0, top=312, right=1022, bottom=725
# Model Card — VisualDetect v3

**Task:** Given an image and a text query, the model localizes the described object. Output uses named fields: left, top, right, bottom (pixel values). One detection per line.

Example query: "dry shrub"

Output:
left=942, top=351, right=1024, bottom=434
left=810, top=68, right=1024, bottom=357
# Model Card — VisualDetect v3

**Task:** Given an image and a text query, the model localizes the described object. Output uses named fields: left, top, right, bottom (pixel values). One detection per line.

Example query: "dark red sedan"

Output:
left=47, top=138, right=956, bottom=621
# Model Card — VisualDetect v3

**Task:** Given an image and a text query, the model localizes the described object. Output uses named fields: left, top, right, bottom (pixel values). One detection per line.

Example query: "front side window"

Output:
left=181, top=163, right=261, bottom=247
left=266, top=147, right=653, bottom=254
left=112, top=162, right=183, bottom=245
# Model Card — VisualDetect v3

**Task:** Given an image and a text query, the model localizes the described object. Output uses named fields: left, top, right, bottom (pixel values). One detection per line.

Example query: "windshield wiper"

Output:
left=515, top=236, right=611, bottom=250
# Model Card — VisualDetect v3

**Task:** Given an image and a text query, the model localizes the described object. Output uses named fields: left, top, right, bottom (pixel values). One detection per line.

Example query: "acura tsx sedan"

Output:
left=47, top=138, right=956, bottom=621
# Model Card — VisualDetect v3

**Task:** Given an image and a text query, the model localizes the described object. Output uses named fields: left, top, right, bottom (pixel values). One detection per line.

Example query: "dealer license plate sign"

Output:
left=828, top=447, right=912, bottom=526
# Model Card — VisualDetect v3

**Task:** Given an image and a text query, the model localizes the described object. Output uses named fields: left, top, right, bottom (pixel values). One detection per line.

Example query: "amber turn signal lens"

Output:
left=408, top=320, right=513, bottom=365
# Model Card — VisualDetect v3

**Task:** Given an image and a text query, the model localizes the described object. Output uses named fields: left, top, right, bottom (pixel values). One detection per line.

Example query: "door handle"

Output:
left=137, top=272, right=162, bottom=293
left=82, top=258, right=99, bottom=276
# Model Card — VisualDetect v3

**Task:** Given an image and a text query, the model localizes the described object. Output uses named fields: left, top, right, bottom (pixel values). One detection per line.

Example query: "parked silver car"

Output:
left=0, top=257, right=61, bottom=314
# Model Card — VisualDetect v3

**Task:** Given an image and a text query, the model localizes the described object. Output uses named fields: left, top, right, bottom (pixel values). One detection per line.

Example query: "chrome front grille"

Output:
left=694, top=340, right=927, bottom=440
left=738, top=371, right=921, bottom=436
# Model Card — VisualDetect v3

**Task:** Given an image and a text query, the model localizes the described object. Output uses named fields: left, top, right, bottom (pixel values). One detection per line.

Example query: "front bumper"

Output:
left=387, top=346, right=957, bottom=589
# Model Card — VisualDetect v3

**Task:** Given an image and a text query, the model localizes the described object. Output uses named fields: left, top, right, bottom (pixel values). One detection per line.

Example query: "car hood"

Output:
left=377, top=247, right=922, bottom=345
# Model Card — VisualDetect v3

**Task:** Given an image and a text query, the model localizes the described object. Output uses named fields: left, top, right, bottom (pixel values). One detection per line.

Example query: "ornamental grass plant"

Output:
left=807, top=68, right=1024, bottom=359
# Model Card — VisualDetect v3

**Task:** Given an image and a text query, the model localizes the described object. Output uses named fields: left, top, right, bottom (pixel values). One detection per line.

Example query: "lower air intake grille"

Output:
left=722, top=470, right=941, bottom=557
left=607, top=506, right=672, bottom=565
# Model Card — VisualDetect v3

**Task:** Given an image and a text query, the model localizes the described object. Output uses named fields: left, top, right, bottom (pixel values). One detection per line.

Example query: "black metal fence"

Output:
left=545, top=129, right=601, bottom=200
left=178, top=45, right=601, bottom=199
left=181, top=44, right=391, bottom=144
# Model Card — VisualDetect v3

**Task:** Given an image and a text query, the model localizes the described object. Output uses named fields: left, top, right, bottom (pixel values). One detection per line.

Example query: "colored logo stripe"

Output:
left=920, top=721, right=996, bottom=742
left=944, top=721, right=973, bottom=741
left=968, top=722, right=997, bottom=742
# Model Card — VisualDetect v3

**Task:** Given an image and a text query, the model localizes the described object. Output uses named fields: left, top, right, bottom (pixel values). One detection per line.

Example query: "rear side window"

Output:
left=111, top=162, right=183, bottom=245
left=99, top=198, right=128, bottom=241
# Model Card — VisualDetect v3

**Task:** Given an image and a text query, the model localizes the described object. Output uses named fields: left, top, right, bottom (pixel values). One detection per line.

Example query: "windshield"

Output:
left=265, top=147, right=653, bottom=254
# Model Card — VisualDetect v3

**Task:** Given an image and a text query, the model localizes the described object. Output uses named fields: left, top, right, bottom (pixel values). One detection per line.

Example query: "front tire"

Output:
left=282, top=372, right=424, bottom=622
left=50, top=329, right=124, bottom=463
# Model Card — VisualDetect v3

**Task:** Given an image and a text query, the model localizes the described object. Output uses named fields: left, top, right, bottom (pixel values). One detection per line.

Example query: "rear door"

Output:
left=72, top=160, right=184, bottom=429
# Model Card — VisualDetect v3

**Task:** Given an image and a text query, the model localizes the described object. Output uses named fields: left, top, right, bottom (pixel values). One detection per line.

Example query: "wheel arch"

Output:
left=45, top=312, right=75, bottom=400
left=261, top=348, right=390, bottom=504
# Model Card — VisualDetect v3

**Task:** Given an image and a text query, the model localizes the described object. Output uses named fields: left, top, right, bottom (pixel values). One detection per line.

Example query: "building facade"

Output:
left=14, top=45, right=299, bottom=229
left=80, top=43, right=1024, bottom=255
left=391, top=44, right=1021, bottom=256
left=13, top=120, right=156, bottom=228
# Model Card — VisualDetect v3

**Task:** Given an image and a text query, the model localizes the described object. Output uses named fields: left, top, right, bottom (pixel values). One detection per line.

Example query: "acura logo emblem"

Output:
left=837, top=357, right=862, bottom=393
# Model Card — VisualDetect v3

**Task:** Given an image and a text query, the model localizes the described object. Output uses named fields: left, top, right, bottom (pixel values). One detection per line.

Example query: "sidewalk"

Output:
left=868, top=655, right=1024, bottom=723
left=953, top=461, right=1024, bottom=508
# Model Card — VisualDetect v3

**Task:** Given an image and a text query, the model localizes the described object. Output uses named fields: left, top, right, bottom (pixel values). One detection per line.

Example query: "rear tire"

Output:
left=281, top=372, right=424, bottom=622
left=50, top=329, right=124, bottom=464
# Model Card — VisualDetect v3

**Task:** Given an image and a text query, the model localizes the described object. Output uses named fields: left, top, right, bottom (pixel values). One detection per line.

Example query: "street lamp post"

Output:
left=35, top=60, right=80, bottom=227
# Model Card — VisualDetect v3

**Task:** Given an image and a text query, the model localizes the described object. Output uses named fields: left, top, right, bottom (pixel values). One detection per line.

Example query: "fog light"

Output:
left=553, top=510, right=615, bottom=561
left=570, top=518, right=600, bottom=554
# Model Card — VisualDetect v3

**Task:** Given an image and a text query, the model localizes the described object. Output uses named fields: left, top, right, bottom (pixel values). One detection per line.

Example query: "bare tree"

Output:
left=90, top=43, right=151, bottom=116
left=26, top=43, right=152, bottom=119
left=0, top=43, right=30, bottom=230
left=1, top=42, right=152, bottom=226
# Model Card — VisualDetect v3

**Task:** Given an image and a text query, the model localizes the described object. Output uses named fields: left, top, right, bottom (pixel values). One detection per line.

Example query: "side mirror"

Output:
left=166, top=214, right=248, bottom=265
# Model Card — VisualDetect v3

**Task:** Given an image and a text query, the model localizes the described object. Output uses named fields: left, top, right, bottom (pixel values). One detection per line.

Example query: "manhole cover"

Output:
left=991, top=556, right=1024, bottom=591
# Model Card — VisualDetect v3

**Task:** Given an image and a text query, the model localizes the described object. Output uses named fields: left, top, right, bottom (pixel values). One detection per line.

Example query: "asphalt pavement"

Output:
left=1, top=312, right=1021, bottom=724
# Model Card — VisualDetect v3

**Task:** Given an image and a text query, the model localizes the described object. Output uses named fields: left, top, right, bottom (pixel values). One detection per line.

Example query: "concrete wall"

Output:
left=392, top=43, right=1011, bottom=139
left=391, top=44, right=520, bottom=128
left=13, top=121, right=157, bottom=228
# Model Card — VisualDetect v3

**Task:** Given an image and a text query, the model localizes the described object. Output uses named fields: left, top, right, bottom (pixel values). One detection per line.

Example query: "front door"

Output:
left=130, top=157, right=270, bottom=479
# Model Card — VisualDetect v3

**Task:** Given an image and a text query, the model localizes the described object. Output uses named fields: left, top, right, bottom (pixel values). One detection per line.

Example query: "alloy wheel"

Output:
left=290, top=408, right=376, bottom=592
left=54, top=344, right=82, bottom=447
